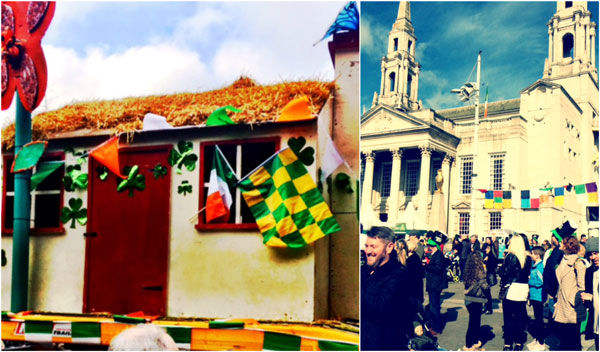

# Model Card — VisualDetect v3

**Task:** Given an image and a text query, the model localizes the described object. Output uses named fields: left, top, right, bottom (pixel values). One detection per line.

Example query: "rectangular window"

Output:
left=3, top=153, right=65, bottom=234
left=393, top=38, right=398, bottom=51
left=490, top=212, right=502, bottom=230
left=459, top=213, right=470, bottom=235
left=404, top=160, right=420, bottom=197
left=460, top=156, right=473, bottom=195
left=490, top=153, right=505, bottom=190
left=197, top=138, right=279, bottom=230
left=429, top=158, right=442, bottom=193
left=378, top=162, right=392, bottom=197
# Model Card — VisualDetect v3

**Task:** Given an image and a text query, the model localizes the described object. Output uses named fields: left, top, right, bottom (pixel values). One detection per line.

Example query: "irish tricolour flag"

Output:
left=206, top=145, right=237, bottom=223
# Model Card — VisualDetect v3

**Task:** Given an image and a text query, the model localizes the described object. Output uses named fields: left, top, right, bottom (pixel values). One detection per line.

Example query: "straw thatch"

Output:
left=2, top=77, right=335, bottom=151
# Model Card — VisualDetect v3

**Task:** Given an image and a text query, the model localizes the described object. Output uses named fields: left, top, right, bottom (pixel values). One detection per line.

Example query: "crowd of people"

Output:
left=361, top=223, right=599, bottom=351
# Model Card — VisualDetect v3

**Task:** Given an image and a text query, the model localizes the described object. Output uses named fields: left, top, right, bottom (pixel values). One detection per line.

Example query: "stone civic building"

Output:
left=360, top=1, right=599, bottom=240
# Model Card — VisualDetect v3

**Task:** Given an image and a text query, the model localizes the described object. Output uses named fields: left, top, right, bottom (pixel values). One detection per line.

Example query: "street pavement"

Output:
left=423, top=281, right=596, bottom=351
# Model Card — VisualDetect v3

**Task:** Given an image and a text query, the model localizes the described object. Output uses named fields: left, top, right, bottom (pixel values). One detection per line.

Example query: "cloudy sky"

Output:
left=361, top=1, right=599, bottom=113
left=1, top=1, right=347, bottom=126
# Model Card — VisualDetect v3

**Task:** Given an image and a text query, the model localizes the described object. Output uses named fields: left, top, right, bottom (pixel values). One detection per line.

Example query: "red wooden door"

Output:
left=84, top=145, right=171, bottom=315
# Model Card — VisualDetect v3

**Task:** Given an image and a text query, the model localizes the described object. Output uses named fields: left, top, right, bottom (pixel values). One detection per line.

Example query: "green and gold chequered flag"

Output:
left=238, top=148, right=341, bottom=248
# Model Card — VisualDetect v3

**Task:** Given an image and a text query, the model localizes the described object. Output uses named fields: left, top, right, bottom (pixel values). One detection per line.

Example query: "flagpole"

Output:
left=471, top=51, right=481, bottom=236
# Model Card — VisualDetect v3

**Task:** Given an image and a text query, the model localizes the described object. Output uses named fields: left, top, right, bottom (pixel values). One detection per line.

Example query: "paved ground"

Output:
left=424, top=281, right=596, bottom=351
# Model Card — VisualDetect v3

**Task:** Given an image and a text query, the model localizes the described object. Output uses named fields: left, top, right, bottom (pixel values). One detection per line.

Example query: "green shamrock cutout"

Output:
left=64, top=147, right=88, bottom=165
left=334, top=172, right=354, bottom=194
left=287, top=136, right=315, bottom=166
left=96, top=166, right=108, bottom=181
left=168, top=141, right=198, bottom=174
left=152, top=163, right=168, bottom=179
left=61, top=198, right=87, bottom=229
left=117, top=165, right=146, bottom=197
left=178, top=180, right=192, bottom=196
left=63, top=164, right=88, bottom=191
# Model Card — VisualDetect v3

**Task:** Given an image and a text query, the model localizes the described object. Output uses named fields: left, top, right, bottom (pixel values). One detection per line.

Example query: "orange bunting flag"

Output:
left=277, top=96, right=314, bottom=122
left=90, top=136, right=127, bottom=179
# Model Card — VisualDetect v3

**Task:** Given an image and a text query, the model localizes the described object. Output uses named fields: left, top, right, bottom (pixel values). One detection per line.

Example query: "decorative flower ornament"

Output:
left=2, top=2, right=55, bottom=111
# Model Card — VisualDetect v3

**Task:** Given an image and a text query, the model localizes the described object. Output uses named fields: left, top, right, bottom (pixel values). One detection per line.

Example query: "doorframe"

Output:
left=82, top=143, right=172, bottom=313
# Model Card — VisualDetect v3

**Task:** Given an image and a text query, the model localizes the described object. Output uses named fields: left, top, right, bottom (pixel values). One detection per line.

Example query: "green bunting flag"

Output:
left=238, top=148, right=340, bottom=248
left=11, top=141, right=48, bottom=173
left=31, top=161, right=64, bottom=190
left=206, top=106, right=242, bottom=126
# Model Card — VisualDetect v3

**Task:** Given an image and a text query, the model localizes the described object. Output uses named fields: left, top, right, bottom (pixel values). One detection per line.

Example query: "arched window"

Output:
left=563, top=33, right=574, bottom=58
left=389, top=72, right=396, bottom=92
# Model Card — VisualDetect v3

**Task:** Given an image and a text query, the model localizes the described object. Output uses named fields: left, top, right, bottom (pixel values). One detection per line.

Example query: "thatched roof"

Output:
left=2, top=77, right=335, bottom=151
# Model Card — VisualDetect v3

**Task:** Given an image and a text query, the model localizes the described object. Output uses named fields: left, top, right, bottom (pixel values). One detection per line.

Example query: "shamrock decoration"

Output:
left=168, top=141, right=198, bottom=174
left=178, top=180, right=192, bottom=196
left=151, top=163, right=168, bottom=179
left=334, top=172, right=354, bottom=194
left=63, top=164, right=88, bottom=191
left=96, top=166, right=108, bottom=181
left=287, top=136, right=315, bottom=166
left=117, top=165, right=145, bottom=197
left=60, top=198, right=87, bottom=229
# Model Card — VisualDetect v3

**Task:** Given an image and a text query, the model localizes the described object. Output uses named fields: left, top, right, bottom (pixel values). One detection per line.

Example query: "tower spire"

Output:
left=397, top=1, right=410, bottom=21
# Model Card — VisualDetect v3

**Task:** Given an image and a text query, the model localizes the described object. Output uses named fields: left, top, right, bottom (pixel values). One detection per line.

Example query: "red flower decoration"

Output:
left=2, top=2, right=55, bottom=112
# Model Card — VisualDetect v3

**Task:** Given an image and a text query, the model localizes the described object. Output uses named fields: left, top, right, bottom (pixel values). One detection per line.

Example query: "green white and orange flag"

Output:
left=205, top=145, right=238, bottom=223
left=483, top=87, right=489, bottom=118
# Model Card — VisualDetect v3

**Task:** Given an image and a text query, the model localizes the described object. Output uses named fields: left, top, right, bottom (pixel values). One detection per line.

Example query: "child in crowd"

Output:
left=527, top=246, right=546, bottom=351
left=409, top=321, right=442, bottom=351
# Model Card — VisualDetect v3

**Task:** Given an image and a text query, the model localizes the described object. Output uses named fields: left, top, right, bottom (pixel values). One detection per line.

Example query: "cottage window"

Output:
left=489, top=212, right=502, bottom=230
left=2, top=153, right=65, bottom=234
left=460, top=156, right=473, bottom=195
left=197, top=138, right=279, bottom=230
left=459, top=213, right=470, bottom=235
left=490, top=153, right=505, bottom=191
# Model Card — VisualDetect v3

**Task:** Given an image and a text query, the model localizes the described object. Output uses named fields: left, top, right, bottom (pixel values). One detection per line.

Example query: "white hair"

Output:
left=508, top=235, right=526, bottom=269
left=109, top=324, right=178, bottom=351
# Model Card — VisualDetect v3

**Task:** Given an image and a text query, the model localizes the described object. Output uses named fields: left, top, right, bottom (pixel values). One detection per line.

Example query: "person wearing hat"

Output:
left=424, top=231, right=447, bottom=336
left=361, top=226, right=411, bottom=350
left=543, top=221, right=575, bottom=320
left=584, top=240, right=599, bottom=350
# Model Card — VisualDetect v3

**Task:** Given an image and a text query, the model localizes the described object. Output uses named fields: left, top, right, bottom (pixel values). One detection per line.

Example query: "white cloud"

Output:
left=361, top=16, right=388, bottom=58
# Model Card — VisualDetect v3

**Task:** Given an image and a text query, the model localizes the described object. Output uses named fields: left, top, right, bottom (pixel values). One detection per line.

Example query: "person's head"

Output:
left=585, top=240, right=599, bottom=267
left=520, top=233, right=531, bottom=252
left=413, top=321, right=423, bottom=336
left=464, top=252, right=485, bottom=287
left=407, top=239, right=418, bottom=254
left=109, top=324, right=178, bottom=351
left=364, top=226, right=395, bottom=268
left=409, top=233, right=419, bottom=244
left=562, top=236, right=580, bottom=255
left=580, top=234, right=587, bottom=243
left=531, top=246, right=545, bottom=263
left=470, top=235, right=477, bottom=243
left=395, top=239, right=408, bottom=266
left=491, top=234, right=496, bottom=242
left=485, top=237, right=492, bottom=244
left=461, top=233, right=468, bottom=240
left=508, top=234, right=526, bottom=268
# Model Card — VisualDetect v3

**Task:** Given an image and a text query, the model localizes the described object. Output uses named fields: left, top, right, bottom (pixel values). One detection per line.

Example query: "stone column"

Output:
left=417, top=145, right=432, bottom=221
left=380, top=64, right=385, bottom=96
left=591, top=26, right=596, bottom=68
left=553, top=18, right=558, bottom=62
left=548, top=27, right=553, bottom=64
left=442, top=155, right=452, bottom=219
left=413, top=66, right=420, bottom=102
left=388, top=148, right=403, bottom=224
left=361, top=151, right=376, bottom=212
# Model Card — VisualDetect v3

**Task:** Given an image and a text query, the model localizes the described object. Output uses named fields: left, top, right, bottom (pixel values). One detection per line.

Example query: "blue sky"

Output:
left=1, top=2, right=347, bottom=126
left=361, top=1, right=599, bottom=113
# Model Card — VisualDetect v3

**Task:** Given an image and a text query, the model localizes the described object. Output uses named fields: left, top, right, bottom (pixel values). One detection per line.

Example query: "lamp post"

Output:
left=451, top=51, right=481, bottom=235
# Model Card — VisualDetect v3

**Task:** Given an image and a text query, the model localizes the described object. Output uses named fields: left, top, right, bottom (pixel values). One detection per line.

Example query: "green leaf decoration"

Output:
left=96, top=166, right=108, bottom=181
left=178, top=180, right=192, bottom=196
left=334, top=172, right=354, bottom=193
left=152, top=163, right=168, bottom=179
left=168, top=141, right=198, bottom=174
left=63, top=165, right=88, bottom=192
left=12, top=141, right=48, bottom=173
left=117, top=165, right=146, bottom=197
left=287, top=136, right=315, bottom=166
left=61, top=198, right=87, bottom=229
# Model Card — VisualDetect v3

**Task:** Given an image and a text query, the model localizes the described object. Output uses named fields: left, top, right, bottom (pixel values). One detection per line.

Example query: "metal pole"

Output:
left=11, top=93, right=32, bottom=312
left=471, top=51, right=481, bottom=236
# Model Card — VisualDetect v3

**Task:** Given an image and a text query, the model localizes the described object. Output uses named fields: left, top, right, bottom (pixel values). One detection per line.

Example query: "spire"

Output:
left=397, top=1, right=410, bottom=21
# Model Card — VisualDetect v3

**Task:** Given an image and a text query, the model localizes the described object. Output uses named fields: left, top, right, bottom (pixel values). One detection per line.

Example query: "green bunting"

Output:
left=30, top=161, right=64, bottom=190
left=206, top=105, right=242, bottom=126
left=12, top=141, right=47, bottom=173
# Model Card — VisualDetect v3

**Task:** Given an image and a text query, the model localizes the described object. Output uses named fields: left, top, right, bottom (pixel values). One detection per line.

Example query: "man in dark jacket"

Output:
left=361, top=226, right=410, bottom=350
left=425, top=231, right=448, bottom=335
left=460, top=234, right=471, bottom=280
left=470, top=234, right=481, bottom=252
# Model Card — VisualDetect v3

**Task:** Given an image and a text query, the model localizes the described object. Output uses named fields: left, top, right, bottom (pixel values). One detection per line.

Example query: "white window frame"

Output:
left=460, top=156, right=473, bottom=195
left=404, top=159, right=420, bottom=197
left=459, top=213, right=470, bottom=235
left=490, top=153, right=505, bottom=191
left=489, top=212, right=502, bottom=230
left=378, top=162, right=392, bottom=197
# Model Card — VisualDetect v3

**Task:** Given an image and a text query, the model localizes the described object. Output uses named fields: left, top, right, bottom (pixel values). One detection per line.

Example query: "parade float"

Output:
left=1, top=2, right=359, bottom=350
